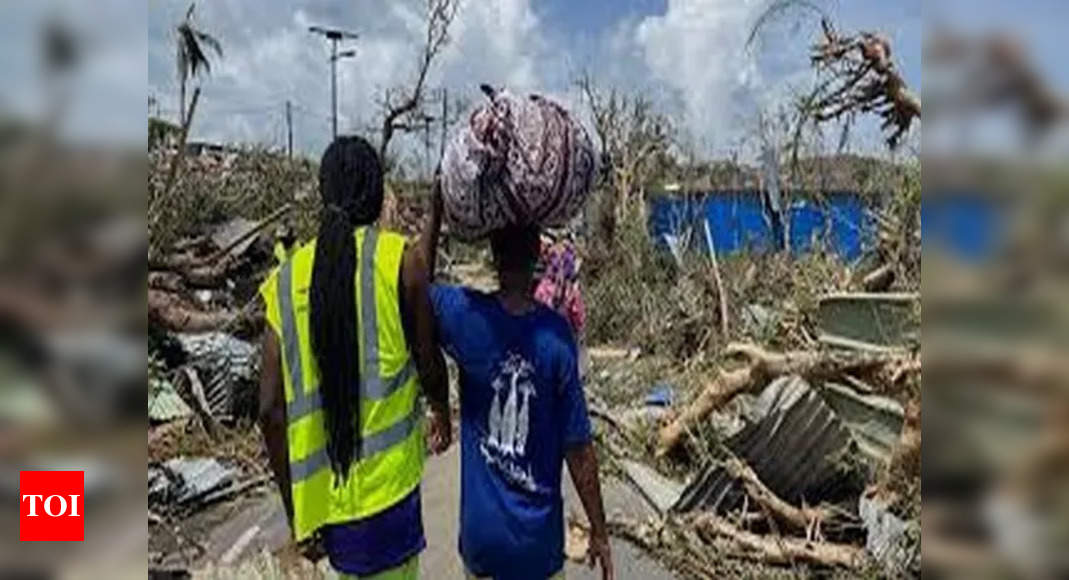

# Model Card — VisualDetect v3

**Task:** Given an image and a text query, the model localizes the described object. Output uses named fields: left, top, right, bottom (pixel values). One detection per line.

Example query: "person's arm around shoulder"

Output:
left=401, top=173, right=450, bottom=452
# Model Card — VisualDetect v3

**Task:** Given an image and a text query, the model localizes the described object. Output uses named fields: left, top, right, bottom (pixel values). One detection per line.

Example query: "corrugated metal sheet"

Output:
left=149, top=457, right=234, bottom=507
left=149, top=378, right=192, bottom=422
left=673, top=375, right=855, bottom=513
left=176, top=332, right=257, bottom=418
left=818, top=292, right=920, bottom=348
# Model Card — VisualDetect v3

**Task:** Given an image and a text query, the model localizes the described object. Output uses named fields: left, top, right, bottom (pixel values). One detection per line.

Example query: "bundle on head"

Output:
left=441, top=86, right=597, bottom=240
left=309, top=135, right=383, bottom=480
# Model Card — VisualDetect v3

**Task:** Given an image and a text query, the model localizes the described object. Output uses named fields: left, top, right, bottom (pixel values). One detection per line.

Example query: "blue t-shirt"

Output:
left=432, top=285, right=592, bottom=580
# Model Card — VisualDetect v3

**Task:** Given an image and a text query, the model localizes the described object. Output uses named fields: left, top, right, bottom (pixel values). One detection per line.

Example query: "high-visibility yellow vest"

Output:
left=259, top=226, right=424, bottom=542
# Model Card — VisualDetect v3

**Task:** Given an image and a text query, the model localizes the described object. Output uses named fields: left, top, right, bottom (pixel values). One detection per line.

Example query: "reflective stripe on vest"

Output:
left=277, top=227, right=418, bottom=483
left=280, top=229, right=417, bottom=424
left=289, top=408, right=421, bottom=481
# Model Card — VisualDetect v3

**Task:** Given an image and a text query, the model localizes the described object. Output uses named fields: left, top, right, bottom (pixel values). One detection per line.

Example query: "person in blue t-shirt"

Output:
left=422, top=184, right=613, bottom=580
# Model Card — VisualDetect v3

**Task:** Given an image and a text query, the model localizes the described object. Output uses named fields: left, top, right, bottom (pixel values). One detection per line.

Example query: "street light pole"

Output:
left=330, top=36, right=337, bottom=138
left=309, top=25, right=358, bottom=140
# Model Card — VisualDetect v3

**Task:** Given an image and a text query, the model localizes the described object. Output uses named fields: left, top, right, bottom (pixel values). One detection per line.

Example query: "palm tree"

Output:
left=175, top=3, right=222, bottom=124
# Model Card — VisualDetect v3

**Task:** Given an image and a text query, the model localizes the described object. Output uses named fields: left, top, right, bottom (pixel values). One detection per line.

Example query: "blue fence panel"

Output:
left=826, top=192, right=869, bottom=261
left=649, top=195, right=705, bottom=250
left=650, top=189, right=1006, bottom=263
left=787, top=198, right=827, bottom=255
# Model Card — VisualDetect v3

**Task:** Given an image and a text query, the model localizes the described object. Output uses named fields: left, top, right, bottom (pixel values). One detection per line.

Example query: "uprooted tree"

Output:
left=805, top=18, right=921, bottom=149
left=750, top=2, right=920, bottom=151
left=377, top=0, right=461, bottom=166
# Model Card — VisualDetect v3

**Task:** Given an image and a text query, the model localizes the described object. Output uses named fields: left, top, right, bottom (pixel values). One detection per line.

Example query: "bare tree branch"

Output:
left=378, top=0, right=461, bottom=165
left=577, top=72, right=672, bottom=243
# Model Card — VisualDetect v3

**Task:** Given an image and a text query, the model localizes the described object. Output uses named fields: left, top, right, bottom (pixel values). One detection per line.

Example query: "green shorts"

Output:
left=465, top=568, right=564, bottom=579
left=338, top=554, right=419, bottom=580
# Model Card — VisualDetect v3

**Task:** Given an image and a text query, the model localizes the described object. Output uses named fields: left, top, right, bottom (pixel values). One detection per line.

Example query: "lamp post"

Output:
left=308, top=26, right=358, bottom=139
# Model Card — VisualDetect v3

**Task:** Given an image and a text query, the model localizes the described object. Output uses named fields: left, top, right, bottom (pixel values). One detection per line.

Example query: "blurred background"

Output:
left=0, top=0, right=146, bottom=577
left=0, top=0, right=1065, bottom=577
left=923, top=0, right=1069, bottom=577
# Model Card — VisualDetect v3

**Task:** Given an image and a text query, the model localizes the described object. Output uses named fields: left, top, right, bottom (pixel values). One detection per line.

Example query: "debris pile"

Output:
left=148, top=209, right=290, bottom=336
left=583, top=293, right=921, bottom=578
left=148, top=137, right=303, bottom=572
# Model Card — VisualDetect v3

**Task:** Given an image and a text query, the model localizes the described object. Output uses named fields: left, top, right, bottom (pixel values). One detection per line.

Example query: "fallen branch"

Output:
left=149, top=289, right=235, bottom=332
left=692, top=513, right=865, bottom=568
left=148, top=271, right=185, bottom=293
left=861, top=263, right=895, bottom=291
left=604, top=516, right=720, bottom=580
left=658, top=343, right=895, bottom=455
left=199, top=203, right=292, bottom=267
left=179, top=366, right=218, bottom=439
left=722, top=456, right=831, bottom=536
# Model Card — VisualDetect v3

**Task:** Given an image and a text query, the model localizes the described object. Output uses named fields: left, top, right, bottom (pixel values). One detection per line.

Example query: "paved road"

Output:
left=420, top=446, right=676, bottom=579
left=205, top=445, right=676, bottom=579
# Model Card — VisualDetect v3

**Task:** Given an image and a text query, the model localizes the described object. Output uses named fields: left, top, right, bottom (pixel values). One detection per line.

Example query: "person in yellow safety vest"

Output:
left=258, top=136, right=450, bottom=580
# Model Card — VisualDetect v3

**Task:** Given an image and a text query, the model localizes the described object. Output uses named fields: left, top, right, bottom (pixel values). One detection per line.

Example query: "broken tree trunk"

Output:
left=161, top=88, right=200, bottom=200
left=658, top=343, right=895, bottom=455
left=722, top=456, right=831, bottom=535
left=692, top=514, right=865, bottom=568
left=148, top=289, right=236, bottom=332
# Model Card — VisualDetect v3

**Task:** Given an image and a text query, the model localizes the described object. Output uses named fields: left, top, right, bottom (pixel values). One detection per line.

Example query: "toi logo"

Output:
left=20, top=471, right=84, bottom=541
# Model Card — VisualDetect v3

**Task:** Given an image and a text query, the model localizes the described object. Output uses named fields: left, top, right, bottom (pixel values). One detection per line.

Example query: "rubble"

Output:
left=673, top=376, right=858, bottom=515
left=620, top=460, right=684, bottom=515
left=149, top=376, right=193, bottom=423
left=859, top=494, right=920, bottom=575
left=657, top=343, right=905, bottom=455
left=820, top=382, right=904, bottom=465
left=817, top=292, right=919, bottom=350
left=589, top=335, right=920, bottom=576
left=150, top=457, right=235, bottom=508
left=175, top=332, right=259, bottom=421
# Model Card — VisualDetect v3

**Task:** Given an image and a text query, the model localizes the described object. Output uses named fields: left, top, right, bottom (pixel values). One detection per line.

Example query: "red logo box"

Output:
left=20, top=471, right=84, bottom=541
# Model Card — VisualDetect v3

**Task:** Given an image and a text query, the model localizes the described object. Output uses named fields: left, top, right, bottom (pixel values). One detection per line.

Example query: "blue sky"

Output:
left=142, top=0, right=936, bottom=163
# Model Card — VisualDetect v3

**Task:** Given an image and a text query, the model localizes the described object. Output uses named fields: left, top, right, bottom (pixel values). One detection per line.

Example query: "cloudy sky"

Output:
left=143, top=0, right=927, bottom=163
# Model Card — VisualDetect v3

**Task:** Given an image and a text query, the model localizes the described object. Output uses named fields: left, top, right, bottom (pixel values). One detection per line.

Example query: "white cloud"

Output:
left=147, top=0, right=556, bottom=161
left=145, top=0, right=905, bottom=160
left=632, top=0, right=770, bottom=153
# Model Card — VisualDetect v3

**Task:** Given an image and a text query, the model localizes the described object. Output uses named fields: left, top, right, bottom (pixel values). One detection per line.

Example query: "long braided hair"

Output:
left=309, top=136, right=384, bottom=480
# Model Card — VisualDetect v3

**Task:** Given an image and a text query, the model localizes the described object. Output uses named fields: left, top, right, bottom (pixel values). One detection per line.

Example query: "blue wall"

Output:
left=649, top=190, right=1002, bottom=263
left=649, top=191, right=873, bottom=261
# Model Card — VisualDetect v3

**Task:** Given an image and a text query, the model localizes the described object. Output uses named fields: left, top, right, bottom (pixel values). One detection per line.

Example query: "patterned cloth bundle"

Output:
left=441, top=87, right=597, bottom=240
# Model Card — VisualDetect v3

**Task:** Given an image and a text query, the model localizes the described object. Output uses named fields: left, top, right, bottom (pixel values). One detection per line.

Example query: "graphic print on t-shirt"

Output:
left=481, top=352, right=544, bottom=494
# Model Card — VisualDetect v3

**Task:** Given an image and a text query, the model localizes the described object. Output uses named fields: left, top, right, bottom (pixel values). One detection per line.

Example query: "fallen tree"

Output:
left=692, top=513, right=865, bottom=568
left=721, top=455, right=832, bottom=537
left=658, top=342, right=902, bottom=455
